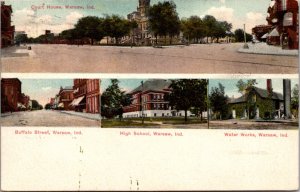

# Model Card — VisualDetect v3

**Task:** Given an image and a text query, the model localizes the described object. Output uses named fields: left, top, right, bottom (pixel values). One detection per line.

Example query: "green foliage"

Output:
left=181, top=16, right=205, bottom=43
left=75, top=16, right=105, bottom=45
left=15, top=33, right=28, bottom=44
left=234, top=28, right=252, bottom=42
left=149, top=1, right=180, bottom=44
left=102, top=15, right=134, bottom=44
left=45, top=103, right=51, bottom=110
left=31, top=100, right=42, bottom=110
left=236, top=79, right=257, bottom=94
left=165, top=79, right=207, bottom=121
left=101, top=79, right=132, bottom=119
left=209, top=83, right=229, bottom=120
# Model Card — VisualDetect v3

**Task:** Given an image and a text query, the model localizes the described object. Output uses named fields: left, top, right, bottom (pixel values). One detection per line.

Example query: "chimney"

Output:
left=283, top=79, right=291, bottom=119
left=267, top=79, right=272, bottom=93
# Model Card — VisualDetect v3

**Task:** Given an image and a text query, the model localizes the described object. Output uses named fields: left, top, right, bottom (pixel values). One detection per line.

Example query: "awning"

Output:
left=268, top=28, right=279, bottom=37
left=69, top=96, right=85, bottom=106
left=17, top=103, right=26, bottom=109
left=58, top=103, right=64, bottom=108
left=261, top=33, right=268, bottom=39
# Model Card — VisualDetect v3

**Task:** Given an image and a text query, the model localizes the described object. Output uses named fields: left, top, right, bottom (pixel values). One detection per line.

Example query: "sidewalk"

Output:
left=1, top=45, right=35, bottom=57
left=59, top=110, right=101, bottom=121
left=238, top=42, right=299, bottom=56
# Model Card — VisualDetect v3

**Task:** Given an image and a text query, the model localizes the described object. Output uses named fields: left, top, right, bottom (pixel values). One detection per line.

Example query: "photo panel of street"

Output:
left=101, top=78, right=208, bottom=128
left=1, top=78, right=101, bottom=127
left=208, top=78, right=299, bottom=129
left=1, top=0, right=298, bottom=73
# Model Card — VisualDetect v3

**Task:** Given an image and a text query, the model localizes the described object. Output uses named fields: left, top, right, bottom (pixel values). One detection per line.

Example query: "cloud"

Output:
left=65, top=11, right=83, bottom=25
left=245, top=11, right=266, bottom=32
left=42, top=87, right=52, bottom=91
left=13, top=9, right=83, bottom=37
left=206, top=6, right=234, bottom=22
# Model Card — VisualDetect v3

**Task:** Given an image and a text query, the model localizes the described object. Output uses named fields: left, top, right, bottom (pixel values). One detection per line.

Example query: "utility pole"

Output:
left=243, top=24, right=249, bottom=49
left=207, top=79, right=210, bottom=129
left=141, top=81, right=144, bottom=124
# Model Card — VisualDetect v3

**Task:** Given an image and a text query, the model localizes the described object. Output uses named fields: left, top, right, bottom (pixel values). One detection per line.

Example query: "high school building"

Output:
left=123, top=79, right=192, bottom=118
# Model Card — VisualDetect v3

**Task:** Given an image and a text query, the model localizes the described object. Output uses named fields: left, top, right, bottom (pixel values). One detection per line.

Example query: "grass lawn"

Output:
left=102, top=117, right=207, bottom=128
left=102, top=119, right=159, bottom=128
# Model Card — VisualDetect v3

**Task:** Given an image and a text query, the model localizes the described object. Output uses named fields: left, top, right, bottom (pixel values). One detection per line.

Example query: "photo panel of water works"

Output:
left=208, top=78, right=299, bottom=130
left=101, top=79, right=208, bottom=128
left=1, top=78, right=101, bottom=127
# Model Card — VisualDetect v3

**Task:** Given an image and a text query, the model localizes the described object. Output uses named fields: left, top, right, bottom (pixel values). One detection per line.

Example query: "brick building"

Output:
left=1, top=1, right=15, bottom=48
left=70, top=79, right=100, bottom=113
left=266, top=0, right=298, bottom=49
left=86, top=79, right=100, bottom=114
left=58, top=86, right=74, bottom=110
left=1, top=78, right=21, bottom=113
left=71, top=79, right=87, bottom=112
left=123, top=79, right=191, bottom=118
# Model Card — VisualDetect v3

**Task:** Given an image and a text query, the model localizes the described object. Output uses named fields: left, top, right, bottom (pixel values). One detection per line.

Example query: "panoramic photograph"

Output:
left=101, top=79, right=208, bottom=128
left=208, top=78, right=299, bottom=129
left=1, top=0, right=298, bottom=73
left=1, top=78, right=101, bottom=126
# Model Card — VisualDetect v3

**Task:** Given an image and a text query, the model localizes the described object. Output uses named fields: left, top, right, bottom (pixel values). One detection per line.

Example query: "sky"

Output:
left=20, top=78, right=298, bottom=107
left=209, top=78, right=299, bottom=99
left=101, top=79, right=146, bottom=93
left=102, top=78, right=299, bottom=99
left=5, top=0, right=272, bottom=37
left=20, top=79, right=73, bottom=106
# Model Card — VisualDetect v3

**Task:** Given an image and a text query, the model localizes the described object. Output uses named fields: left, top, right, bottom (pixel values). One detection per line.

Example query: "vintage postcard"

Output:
left=1, top=0, right=299, bottom=191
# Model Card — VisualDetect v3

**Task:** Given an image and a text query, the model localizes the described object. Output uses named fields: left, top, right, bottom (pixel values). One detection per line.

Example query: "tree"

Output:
left=234, top=28, right=252, bottom=42
left=202, top=15, right=217, bottom=43
left=31, top=100, right=40, bottom=110
left=101, top=79, right=131, bottom=119
left=102, top=15, right=133, bottom=45
left=149, top=1, right=180, bottom=45
left=75, top=16, right=104, bottom=45
left=181, top=16, right=205, bottom=43
left=212, top=21, right=232, bottom=43
left=166, top=79, right=208, bottom=122
left=236, top=79, right=257, bottom=94
left=291, top=84, right=299, bottom=117
left=15, top=33, right=28, bottom=44
left=45, top=103, right=51, bottom=110
left=209, top=83, right=229, bottom=119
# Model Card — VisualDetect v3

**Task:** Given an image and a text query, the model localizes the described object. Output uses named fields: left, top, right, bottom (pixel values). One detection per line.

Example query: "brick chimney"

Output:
left=267, top=79, right=272, bottom=93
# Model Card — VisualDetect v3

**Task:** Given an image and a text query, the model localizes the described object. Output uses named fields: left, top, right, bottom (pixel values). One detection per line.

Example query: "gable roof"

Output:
left=229, top=86, right=283, bottom=104
left=129, top=79, right=171, bottom=94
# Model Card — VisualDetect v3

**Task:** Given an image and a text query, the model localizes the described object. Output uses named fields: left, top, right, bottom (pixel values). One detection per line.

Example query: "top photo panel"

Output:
left=1, top=0, right=299, bottom=74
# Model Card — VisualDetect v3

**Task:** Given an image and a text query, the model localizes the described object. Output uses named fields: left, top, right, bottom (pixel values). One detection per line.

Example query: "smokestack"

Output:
left=267, top=79, right=272, bottom=93
left=283, top=79, right=291, bottom=119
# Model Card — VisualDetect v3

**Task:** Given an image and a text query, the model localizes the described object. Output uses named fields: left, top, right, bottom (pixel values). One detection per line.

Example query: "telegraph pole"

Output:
left=141, top=81, right=144, bottom=124
left=243, top=24, right=249, bottom=49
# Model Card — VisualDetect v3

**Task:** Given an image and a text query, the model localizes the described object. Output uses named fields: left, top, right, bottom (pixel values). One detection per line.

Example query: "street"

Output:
left=1, top=43, right=298, bottom=74
left=1, top=110, right=101, bottom=127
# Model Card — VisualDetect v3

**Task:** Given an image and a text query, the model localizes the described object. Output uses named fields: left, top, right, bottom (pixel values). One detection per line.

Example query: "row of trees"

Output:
left=101, top=79, right=208, bottom=122
left=60, top=15, right=137, bottom=45
left=16, top=1, right=252, bottom=45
